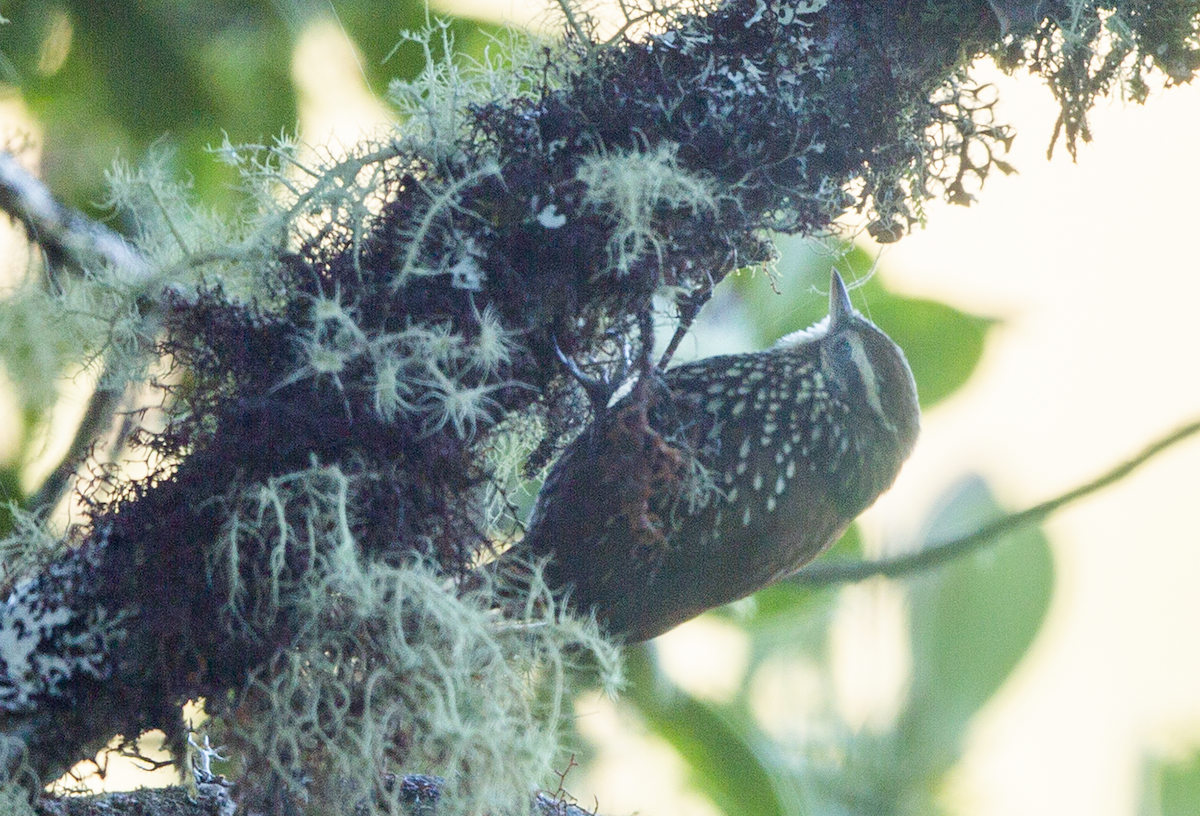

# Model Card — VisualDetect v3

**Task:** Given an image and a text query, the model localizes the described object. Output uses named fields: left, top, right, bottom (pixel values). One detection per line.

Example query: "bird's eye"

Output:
left=829, top=335, right=854, bottom=365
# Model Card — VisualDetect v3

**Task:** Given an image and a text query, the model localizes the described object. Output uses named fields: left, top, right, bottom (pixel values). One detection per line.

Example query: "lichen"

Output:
left=208, top=464, right=618, bottom=815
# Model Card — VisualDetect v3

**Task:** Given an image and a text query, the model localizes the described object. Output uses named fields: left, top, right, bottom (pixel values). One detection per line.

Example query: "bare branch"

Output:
left=791, top=418, right=1200, bottom=586
left=0, top=153, right=149, bottom=277
left=0, top=154, right=155, bottom=513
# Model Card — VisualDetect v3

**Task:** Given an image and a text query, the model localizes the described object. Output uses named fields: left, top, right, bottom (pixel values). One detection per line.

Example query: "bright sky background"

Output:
left=873, top=64, right=1200, bottom=816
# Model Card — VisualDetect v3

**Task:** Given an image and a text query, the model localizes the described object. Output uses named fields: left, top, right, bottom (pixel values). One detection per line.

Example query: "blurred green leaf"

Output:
left=825, top=520, right=863, bottom=560
left=899, top=475, right=1054, bottom=762
left=1, top=0, right=293, bottom=210
left=730, top=241, right=995, bottom=409
left=625, top=645, right=805, bottom=816
left=861, top=280, right=994, bottom=410
left=0, top=465, right=23, bottom=536
left=717, top=581, right=829, bottom=654
left=1140, top=751, right=1200, bottom=816
left=0, top=0, right=495, bottom=213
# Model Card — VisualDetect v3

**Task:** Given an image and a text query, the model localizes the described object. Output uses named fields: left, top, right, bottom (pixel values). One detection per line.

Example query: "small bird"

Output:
left=517, top=271, right=920, bottom=641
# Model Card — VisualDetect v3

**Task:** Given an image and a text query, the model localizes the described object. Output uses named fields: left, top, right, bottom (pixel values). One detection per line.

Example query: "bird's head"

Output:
left=776, top=271, right=921, bottom=502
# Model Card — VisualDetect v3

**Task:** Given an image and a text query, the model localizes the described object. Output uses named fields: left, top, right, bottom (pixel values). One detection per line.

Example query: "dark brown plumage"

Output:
left=520, top=272, right=920, bottom=641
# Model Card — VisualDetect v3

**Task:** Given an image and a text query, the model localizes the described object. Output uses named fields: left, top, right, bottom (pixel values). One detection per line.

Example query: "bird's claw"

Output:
left=554, top=339, right=622, bottom=415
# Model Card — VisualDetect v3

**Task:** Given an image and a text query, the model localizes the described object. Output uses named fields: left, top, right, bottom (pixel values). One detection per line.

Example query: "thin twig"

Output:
left=791, top=418, right=1200, bottom=586
left=554, top=0, right=592, bottom=46
left=24, top=387, right=129, bottom=513
left=657, top=287, right=712, bottom=369
left=0, top=152, right=149, bottom=277
left=0, top=153, right=154, bottom=511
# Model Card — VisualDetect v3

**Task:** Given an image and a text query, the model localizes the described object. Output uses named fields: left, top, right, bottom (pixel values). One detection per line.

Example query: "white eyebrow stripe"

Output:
left=846, top=333, right=895, bottom=432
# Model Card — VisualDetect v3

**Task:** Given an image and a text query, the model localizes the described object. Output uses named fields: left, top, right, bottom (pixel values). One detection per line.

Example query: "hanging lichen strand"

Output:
left=0, top=0, right=1195, bottom=813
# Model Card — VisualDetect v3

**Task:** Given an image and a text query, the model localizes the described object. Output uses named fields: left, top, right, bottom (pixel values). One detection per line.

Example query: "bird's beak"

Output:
left=829, top=271, right=855, bottom=329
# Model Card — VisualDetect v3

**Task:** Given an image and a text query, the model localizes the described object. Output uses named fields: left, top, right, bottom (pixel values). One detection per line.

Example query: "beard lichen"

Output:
left=209, top=464, right=618, bottom=815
